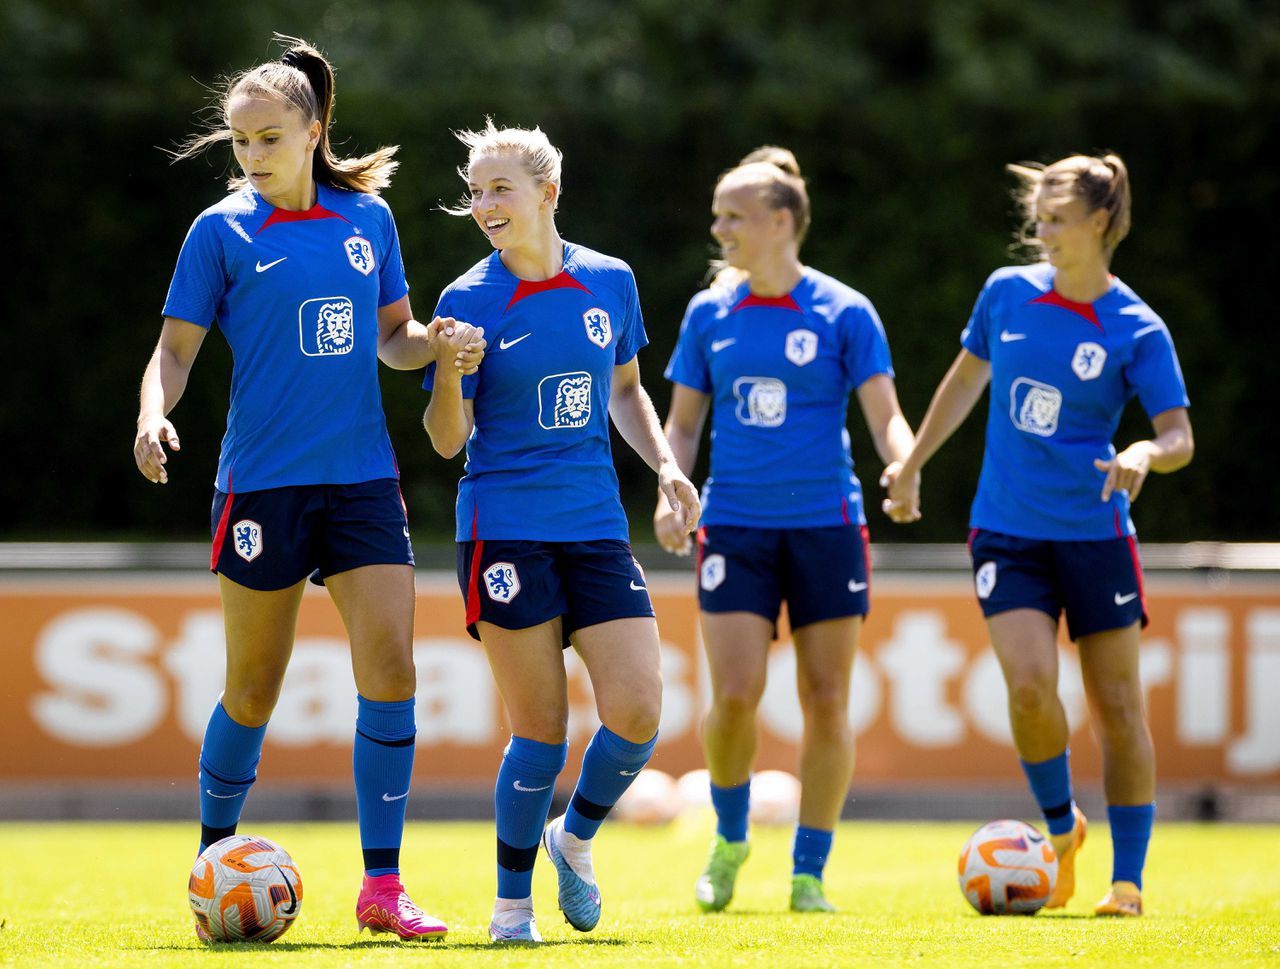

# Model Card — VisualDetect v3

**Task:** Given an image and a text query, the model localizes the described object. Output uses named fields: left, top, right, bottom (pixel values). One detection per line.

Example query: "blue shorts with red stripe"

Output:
left=696, top=523, right=871, bottom=631
left=968, top=529, right=1147, bottom=640
left=455, top=538, right=654, bottom=647
left=210, top=478, right=414, bottom=591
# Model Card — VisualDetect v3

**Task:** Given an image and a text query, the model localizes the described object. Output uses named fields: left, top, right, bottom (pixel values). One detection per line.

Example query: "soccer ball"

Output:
left=189, top=835, right=303, bottom=942
left=749, top=770, right=801, bottom=826
left=676, top=768, right=712, bottom=811
left=612, top=768, right=681, bottom=825
left=957, top=819, right=1057, bottom=915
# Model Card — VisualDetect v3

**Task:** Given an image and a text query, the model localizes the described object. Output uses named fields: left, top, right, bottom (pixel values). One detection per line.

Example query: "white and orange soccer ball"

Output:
left=957, top=819, right=1057, bottom=915
left=748, top=770, right=801, bottom=826
left=189, top=835, right=303, bottom=942
left=612, top=768, right=681, bottom=825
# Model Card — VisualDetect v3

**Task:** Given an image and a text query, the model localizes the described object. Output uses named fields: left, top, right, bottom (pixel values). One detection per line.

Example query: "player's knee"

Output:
left=711, top=678, right=765, bottom=718
left=221, top=688, right=279, bottom=727
left=800, top=685, right=850, bottom=732
left=1005, top=677, right=1056, bottom=719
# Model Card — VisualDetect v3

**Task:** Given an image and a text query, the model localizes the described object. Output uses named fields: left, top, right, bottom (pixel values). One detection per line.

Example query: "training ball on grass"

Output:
left=749, top=769, right=801, bottom=826
left=957, top=819, right=1057, bottom=915
left=676, top=768, right=712, bottom=811
left=189, top=835, right=303, bottom=942
left=612, top=768, right=681, bottom=825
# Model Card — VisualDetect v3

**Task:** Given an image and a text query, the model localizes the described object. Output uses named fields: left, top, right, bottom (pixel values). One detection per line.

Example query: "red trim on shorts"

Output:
left=860, top=524, right=872, bottom=587
left=210, top=475, right=235, bottom=572
left=465, top=506, right=483, bottom=628
left=695, top=526, right=707, bottom=575
left=1124, top=533, right=1147, bottom=614
left=840, top=496, right=851, bottom=525
left=967, top=527, right=979, bottom=553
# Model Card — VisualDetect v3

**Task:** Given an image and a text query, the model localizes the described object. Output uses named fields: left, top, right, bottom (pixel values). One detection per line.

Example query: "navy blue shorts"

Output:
left=968, top=529, right=1147, bottom=640
left=210, top=478, right=414, bottom=592
left=696, top=523, right=870, bottom=631
left=456, top=538, right=654, bottom=647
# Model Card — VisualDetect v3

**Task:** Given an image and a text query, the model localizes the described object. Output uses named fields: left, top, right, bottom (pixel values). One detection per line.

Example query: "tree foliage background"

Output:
left=2, top=0, right=1276, bottom=543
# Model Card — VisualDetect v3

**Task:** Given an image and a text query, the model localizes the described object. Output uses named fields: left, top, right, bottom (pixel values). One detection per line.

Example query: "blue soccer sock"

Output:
left=495, top=735, right=568, bottom=899
left=710, top=779, right=751, bottom=843
left=1108, top=802, right=1155, bottom=889
left=1020, top=749, right=1076, bottom=837
left=353, top=695, right=416, bottom=876
left=198, top=701, right=268, bottom=854
left=564, top=726, right=658, bottom=841
left=792, top=825, right=834, bottom=879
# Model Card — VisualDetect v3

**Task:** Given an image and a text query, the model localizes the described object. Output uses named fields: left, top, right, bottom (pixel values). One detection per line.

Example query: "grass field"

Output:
left=0, top=816, right=1276, bottom=967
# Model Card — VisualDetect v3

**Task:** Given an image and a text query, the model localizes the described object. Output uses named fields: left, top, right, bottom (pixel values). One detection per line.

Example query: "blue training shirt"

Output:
left=162, top=183, right=408, bottom=493
left=665, top=267, right=894, bottom=528
left=423, top=243, right=647, bottom=542
left=962, top=263, right=1190, bottom=540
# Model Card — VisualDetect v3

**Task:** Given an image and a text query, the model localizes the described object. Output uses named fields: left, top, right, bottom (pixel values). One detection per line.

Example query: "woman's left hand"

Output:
left=658, top=462, right=701, bottom=536
left=1094, top=446, right=1153, bottom=502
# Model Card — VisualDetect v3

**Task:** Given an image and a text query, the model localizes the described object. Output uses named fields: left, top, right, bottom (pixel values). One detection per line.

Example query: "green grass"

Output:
left=1, top=816, right=1277, bottom=967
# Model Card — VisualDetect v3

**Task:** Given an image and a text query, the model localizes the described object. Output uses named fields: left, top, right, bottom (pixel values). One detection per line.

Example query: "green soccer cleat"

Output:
left=695, top=835, right=750, bottom=912
left=790, top=874, right=836, bottom=913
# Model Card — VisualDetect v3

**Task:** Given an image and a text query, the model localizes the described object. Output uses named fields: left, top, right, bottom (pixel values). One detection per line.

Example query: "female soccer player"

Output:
left=132, top=36, right=484, bottom=942
left=883, top=153, right=1194, bottom=917
left=423, top=120, right=701, bottom=943
left=654, top=147, right=916, bottom=914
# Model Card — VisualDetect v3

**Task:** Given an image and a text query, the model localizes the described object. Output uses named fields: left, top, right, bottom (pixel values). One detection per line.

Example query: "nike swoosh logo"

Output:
left=272, top=864, right=299, bottom=915
left=711, top=338, right=737, bottom=352
left=205, top=789, right=242, bottom=799
left=618, top=769, right=642, bottom=776
left=848, top=580, right=868, bottom=593
left=1114, top=591, right=1139, bottom=605
left=255, top=257, right=287, bottom=273
left=630, top=581, right=647, bottom=591
left=999, top=331, right=1027, bottom=343
left=381, top=791, right=409, bottom=802
left=499, top=333, right=531, bottom=349
left=513, top=780, right=551, bottom=792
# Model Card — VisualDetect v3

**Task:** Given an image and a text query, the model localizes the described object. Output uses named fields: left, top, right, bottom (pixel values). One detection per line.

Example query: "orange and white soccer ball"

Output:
left=957, top=819, right=1057, bottom=915
left=612, top=768, right=681, bottom=825
left=189, top=835, right=303, bottom=942
left=749, top=770, right=801, bottom=826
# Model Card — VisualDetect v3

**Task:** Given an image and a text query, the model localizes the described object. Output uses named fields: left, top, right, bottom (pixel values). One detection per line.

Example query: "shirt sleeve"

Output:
left=422, top=291, right=480, bottom=398
left=1125, top=321, right=1191, bottom=418
left=377, top=202, right=410, bottom=308
left=842, top=298, right=895, bottom=391
left=613, top=270, right=649, bottom=365
left=664, top=295, right=711, bottom=392
left=960, top=275, right=997, bottom=361
left=161, top=213, right=225, bottom=328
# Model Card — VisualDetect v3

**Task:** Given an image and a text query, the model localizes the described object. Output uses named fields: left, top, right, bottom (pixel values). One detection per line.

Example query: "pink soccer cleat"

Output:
left=355, top=873, right=447, bottom=941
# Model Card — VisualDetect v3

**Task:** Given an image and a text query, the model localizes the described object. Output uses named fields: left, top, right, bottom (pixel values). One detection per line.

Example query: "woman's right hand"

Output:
left=880, top=460, right=922, bottom=523
left=654, top=500, right=693, bottom=557
left=134, top=415, right=180, bottom=484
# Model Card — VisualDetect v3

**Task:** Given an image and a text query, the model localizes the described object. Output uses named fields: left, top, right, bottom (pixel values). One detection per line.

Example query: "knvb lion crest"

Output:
left=344, top=236, right=375, bottom=276
left=700, top=553, right=726, bottom=592
left=784, top=328, right=818, bottom=366
left=299, top=296, right=355, bottom=356
left=484, top=562, right=520, bottom=603
left=583, top=307, right=612, bottom=348
left=1071, top=341, right=1107, bottom=380
left=232, top=520, right=263, bottom=563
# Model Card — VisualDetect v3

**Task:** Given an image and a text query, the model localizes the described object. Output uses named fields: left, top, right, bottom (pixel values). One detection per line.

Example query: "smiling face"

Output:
left=467, top=152, right=557, bottom=253
left=227, top=93, right=320, bottom=211
left=1033, top=186, right=1109, bottom=272
left=711, top=176, right=792, bottom=274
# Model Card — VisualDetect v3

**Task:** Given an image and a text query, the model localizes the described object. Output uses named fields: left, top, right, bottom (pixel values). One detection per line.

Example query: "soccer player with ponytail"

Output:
left=883, top=153, right=1194, bottom=916
left=133, top=35, right=483, bottom=941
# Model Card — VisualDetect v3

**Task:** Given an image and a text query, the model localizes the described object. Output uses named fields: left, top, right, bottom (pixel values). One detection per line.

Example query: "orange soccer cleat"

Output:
left=1095, top=880, right=1143, bottom=917
left=1045, top=805, right=1087, bottom=909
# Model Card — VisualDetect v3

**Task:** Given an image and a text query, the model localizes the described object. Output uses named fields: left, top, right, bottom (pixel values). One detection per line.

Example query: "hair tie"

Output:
left=280, top=49, right=305, bottom=69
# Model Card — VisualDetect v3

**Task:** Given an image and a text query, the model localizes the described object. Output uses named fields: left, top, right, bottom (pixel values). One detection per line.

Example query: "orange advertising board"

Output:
left=1, top=574, right=1277, bottom=786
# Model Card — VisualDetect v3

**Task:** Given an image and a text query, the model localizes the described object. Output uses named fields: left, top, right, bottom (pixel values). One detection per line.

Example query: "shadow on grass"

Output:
left=143, top=935, right=640, bottom=952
